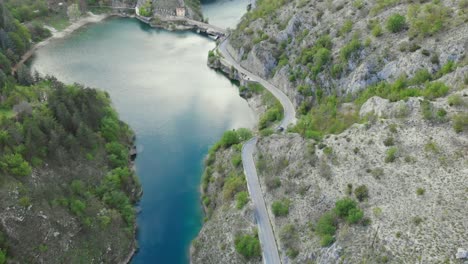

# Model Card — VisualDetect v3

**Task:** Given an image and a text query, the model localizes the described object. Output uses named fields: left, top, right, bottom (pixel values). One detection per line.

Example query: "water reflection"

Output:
left=30, top=17, right=255, bottom=263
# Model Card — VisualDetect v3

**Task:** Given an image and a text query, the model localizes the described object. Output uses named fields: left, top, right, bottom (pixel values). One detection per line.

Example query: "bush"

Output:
left=0, top=249, right=5, bottom=264
left=423, top=82, right=449, bottom=100
left=448, top=94, right=464, bottom=107
left=139, top=0, right=153, bottom=17
left=339, top=20, right=353, bottom=36
left=70, top=199, right=86, bottom=216
left=410, top=69, right=432, bottom=85
left=234, top=233, right=261, bottom=259
left=383, top=137, right=394, bottom=146
left=416, top=188, right=425, bottom=195
left=452, top=113, right=468, bottom=133
left=385, top=147, right=398, bottom=163
left=19, top=196, right=31, bottom=207
left=407, top=3, right=449, bottom=38
left=220, top=130, right=240, bottom=147
left=231, top=154, right=242, bottom=167
left=223, top=173, right=246, bottom=200
left=280, top=224, right=298, bottom=249
left=334, top=198, right=358, bottom=217
left=372, top=23, right=383, bottom=37
left=316, top=212, right=337, bottom=236
left=340, top=37, right=361, bottom=62
left=272, top=199, right=290, bottom=217
left=320, top=234, right=335, bottom=247
left=436, top=60, right=456, bottom=77
left=236, top=191, right=249, bottom=209
left=1, top=153, right=32, bottom=177
left=354, top=185, right=369, bottom=201
left=386, top=14, right=406, bottom=33
left=346, top=208, right=364, bottom=223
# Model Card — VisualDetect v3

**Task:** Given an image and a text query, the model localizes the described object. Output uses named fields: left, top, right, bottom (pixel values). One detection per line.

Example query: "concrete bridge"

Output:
left=90, top=4, right=227, bottom=37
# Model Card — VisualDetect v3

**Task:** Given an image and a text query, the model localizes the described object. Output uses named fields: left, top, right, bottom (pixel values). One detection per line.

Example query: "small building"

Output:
left=176, top=7, right=186, bottom=17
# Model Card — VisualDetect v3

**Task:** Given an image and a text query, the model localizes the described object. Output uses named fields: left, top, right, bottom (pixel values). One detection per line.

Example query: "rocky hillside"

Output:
left=0, top=77, right=141, bottom=263
left=193, top=0, right=468, bottom=263
left=228, top=0, right=467, bottom=108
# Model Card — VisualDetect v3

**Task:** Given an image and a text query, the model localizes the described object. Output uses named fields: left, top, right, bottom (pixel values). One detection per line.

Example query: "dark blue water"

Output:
left=30, top=6, right=253, bottom=263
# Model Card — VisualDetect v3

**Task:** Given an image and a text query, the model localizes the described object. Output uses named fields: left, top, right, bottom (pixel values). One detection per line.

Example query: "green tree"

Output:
left=2, top=153, right=32, bottom=177
left=70, top=199, right=86, bottom=216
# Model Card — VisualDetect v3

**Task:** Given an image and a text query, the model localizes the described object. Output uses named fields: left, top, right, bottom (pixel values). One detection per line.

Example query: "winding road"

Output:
left=218, top=39, right=296, bottom=129
left=217, top=38, right=296, bottom=264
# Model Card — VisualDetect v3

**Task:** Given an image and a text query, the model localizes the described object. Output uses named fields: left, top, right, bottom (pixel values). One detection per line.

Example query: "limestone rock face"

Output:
left=456, top=248, right=468, bottom=259
left=228, top=0, right=468, bottom=107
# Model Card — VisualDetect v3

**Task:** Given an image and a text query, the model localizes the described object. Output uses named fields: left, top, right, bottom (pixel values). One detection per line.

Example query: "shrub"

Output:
left=266, top=177, right=281, bottom=190
left=372, top=23, right=383, bottom=37
left=19, top=196, right=31, bottom=207
left=416, top=188, right=425, bottom=195
left=407, top=3, right=449, bottom=38
left=272, top=199, right=290, bottom=217
left=339, top=20, right=353, bottom=36
left=236, top=191, right=249, bottom=209
left=231, top=154, right=242, bottom=167
left=410, top=69, right=432, bottom=85
left=340, top=37, right=361, bottom=62
left=220, top=130, right=240, bottom=147
left=70, top=199, right=86, bottom=216
left=354, top=185, right=369, bottom=201
left=286, top=248, right=299, bottom=258
left=386, top=14, right=406, bottom=33
left=334, top=198, right=358, bottom=217
left=452, top=113, right=468, bottom=133
left=371, top=168, right=384, bottom=179
left=412, top=216, right=423, bottom=225
left=436, top=60, right=456, bottom=77
left=1, top=153, right=32, bottom=177
left=234, top=233, right=261, bottom=259
left=448, top=94, right=464, bottom=107
left=316, top=212, right=337, bottom=236
left=423, top=82, right=449, bottom=100
left=385, top=147, right=398, bottom=163
left=346, top=208, right=364, bottom=223
left=280, top=224, right=298, bottom=249
left=0, top=249, right=5, bottom=264
left=383, top=137, right=394, bottom=146
left=320, top=234, right=335, bottom=247
left=223, top=173, right=245, bottom=200
left=139, top=0, right=153, bottom=17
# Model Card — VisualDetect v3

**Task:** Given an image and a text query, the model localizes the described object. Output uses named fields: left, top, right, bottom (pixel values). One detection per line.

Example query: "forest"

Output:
left=0, top=2, right=141, bottom=262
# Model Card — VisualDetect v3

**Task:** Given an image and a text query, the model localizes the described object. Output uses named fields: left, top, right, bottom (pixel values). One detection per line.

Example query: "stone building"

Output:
left=176, top=7, right=185, bottom=17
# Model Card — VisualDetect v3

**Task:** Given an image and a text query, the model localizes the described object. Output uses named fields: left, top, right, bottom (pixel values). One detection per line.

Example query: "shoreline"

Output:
left=12, top=12, right=112, bottom=74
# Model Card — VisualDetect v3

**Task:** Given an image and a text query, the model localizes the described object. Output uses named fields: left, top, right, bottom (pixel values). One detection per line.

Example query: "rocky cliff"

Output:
left=229, top=0, right=467, bottom=108
left=193, top=0, right=468, bottom=263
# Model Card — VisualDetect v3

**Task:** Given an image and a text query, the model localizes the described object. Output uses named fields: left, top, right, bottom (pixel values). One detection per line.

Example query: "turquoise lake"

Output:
left=30, top=1, right=253, bottom=262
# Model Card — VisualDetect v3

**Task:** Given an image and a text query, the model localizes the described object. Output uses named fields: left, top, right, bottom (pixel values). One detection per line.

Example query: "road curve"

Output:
left=218, top=38, right=296, bottom=129
left=217, top=37, right=298, bottom=264
left=242, top=138, right=281, bottom=264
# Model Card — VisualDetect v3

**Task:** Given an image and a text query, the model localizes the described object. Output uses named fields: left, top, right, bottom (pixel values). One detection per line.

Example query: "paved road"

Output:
left=242, top=138, right=281, bottom=264
left=218, top=38, right=296, bottom=129
left=218, top=38, right=298, bottom=264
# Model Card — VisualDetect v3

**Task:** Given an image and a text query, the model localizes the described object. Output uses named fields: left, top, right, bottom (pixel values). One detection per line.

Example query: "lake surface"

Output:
left=30, top=7, right=253, bottom=263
